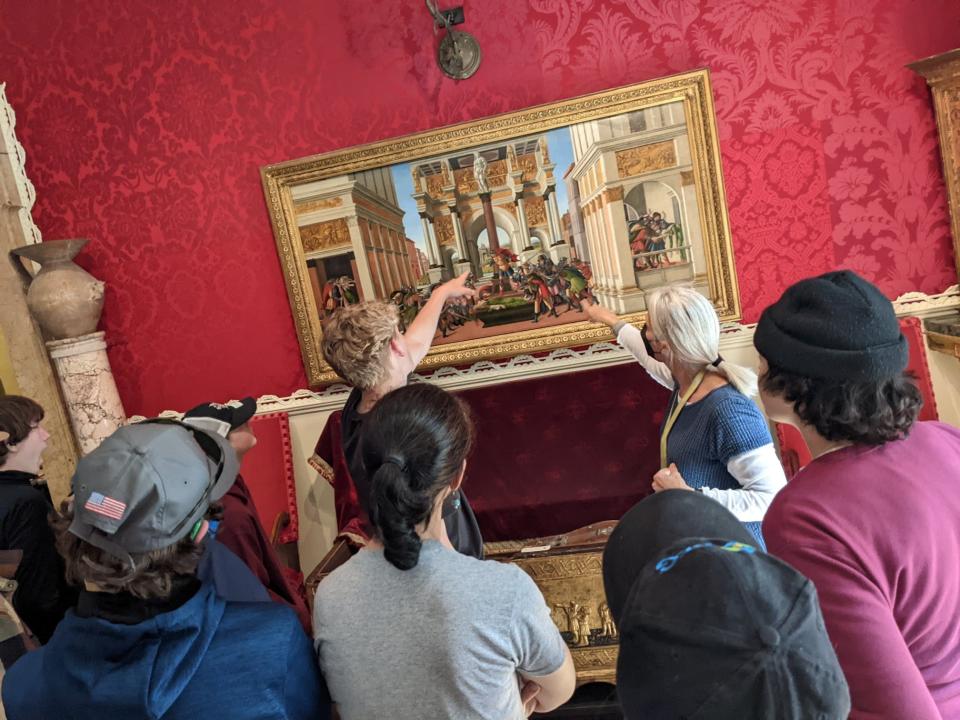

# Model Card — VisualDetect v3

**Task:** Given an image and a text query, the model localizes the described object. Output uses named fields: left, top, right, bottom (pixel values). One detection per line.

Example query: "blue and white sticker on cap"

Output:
left=84, top=492, right=127, bottom=521
left=655, top=541, right=755, bottom=573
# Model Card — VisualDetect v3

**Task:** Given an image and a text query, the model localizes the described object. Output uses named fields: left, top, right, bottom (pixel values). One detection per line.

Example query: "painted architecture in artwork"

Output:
left=567, top=100, right=706, bottom=314
left=409, top=135, right=570, bottom=281
left=292, top=168, right=418, bottom=316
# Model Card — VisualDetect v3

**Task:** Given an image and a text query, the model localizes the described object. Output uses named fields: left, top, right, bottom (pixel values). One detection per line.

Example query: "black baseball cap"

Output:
left=603, top=491, right=850, bottom=719
left=183, top=397, right=256, bottom=431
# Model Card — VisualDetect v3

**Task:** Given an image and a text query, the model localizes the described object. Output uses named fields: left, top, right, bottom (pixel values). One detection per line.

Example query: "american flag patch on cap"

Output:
left=84, top=491, right=127, bottom=521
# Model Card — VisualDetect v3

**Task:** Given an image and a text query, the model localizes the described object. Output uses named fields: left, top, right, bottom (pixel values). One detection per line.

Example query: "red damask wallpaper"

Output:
left=1, top=0, right=958, bottom=415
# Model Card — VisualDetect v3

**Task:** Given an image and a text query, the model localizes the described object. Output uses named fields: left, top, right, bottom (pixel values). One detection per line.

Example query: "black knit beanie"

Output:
left=754, top=270, right=908, bottom=381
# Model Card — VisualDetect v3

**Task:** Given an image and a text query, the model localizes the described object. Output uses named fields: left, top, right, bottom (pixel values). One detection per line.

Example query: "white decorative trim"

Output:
left=0, top=83, right=42, bottom=245
left=128, top=285, right=960, bottom=421
left=893, top=284, right=960, bottom=316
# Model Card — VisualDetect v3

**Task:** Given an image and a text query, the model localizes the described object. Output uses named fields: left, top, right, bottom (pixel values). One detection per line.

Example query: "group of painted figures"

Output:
left=487, top=250, right=594, bottom=323
left=628, top=211, right=685, bottom=271
left=320, top=251, right=596, bottom=336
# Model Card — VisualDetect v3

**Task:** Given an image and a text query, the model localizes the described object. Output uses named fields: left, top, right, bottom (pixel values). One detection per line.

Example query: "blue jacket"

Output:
left=198, top=536, right=271, bottom=603
left=2, top=581, right=329, bottom=720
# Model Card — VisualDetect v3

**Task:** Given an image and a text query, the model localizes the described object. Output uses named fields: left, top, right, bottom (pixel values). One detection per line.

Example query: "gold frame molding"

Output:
left=261, top=69, right=740, bottom=386
left=910, top=49, right=960, bottom=283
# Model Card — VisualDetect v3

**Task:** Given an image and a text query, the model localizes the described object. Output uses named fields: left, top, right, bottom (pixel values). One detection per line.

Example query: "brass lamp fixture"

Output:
left=425, top=1, right=481, bottom=80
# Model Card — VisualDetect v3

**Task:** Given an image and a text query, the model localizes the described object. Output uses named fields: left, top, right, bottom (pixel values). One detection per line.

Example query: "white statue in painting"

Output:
left=474, top=154, right=489, bottom=194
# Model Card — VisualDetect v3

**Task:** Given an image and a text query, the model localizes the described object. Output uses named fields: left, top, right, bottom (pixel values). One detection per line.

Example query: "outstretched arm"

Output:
left=582, top=299, right=673, bottom=388
left=403, top=272, right=476, bottom=368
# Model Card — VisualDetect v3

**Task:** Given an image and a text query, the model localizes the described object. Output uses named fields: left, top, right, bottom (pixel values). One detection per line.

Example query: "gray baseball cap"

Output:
left=68, top=420, right=239, bottom=564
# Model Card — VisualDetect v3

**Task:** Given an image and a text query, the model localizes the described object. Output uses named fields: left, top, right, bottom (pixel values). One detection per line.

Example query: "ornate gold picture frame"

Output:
left=261, top=69, right=739, bottom=386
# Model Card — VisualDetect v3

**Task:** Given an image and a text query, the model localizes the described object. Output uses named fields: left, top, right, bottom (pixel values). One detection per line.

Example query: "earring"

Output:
left=452, top=493, right=462, bottom=511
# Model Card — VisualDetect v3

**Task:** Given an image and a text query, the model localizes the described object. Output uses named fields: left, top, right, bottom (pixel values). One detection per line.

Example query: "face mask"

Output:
left=641, top=322, right=657, bottom=357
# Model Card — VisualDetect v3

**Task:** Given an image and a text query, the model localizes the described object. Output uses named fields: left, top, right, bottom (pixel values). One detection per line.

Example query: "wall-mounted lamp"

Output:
left=426, top=1, right=481, bottom=80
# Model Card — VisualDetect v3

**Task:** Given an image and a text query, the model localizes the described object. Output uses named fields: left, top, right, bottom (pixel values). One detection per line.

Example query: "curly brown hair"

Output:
left=320, top=301, right=399, bottom=389
left=0, top=395, right=44, bottom=465
left=53, top=501, right=202, bottom=600
left=760, top=360, right=922, bottom=445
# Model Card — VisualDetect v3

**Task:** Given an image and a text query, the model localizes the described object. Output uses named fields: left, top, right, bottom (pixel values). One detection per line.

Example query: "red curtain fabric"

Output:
left=1, top=2, right=957, bottom=415
left=243, top=412, right=298, bottom=543
left=459, top=363, right=670, bottom=541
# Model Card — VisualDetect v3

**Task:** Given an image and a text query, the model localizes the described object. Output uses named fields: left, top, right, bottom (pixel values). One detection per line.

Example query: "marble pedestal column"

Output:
left=479, top=193, right=500, bottom=252
left=46, top=331, right=126, bottom=454
left=479, top=192, right=503, bottom=293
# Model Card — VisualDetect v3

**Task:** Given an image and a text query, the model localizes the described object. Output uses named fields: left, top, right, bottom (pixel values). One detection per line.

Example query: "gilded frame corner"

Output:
left=261, top=68, right=740, bottom=386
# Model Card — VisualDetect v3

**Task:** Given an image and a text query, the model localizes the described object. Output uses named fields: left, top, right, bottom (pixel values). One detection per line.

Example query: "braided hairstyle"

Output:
left=361, top=383, right=473, bottom=570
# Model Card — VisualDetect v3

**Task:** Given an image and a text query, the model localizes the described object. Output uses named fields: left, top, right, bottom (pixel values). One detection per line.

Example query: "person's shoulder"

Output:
left=314, top=550, right=376, bottom=604
left=764, top=475, right=805, bottom=519
left=705, top=386, right=769, bottom=439
left=0, top=479, right=47, bottom=503
left=211, top=601, right=316, bottom=683
left=911, top=420, right=960, bottom=444
left=0, top=483, right=51, bottom=520
left=220, top=596, right=302, bottom=638
left=708, top=384, right=762, bottom=415
left=763, top=454, right=860, bottom=544
left=2, top=643, right=44, bottom=706
left=443, top=551, right=539, bottom=598
left=762, top=474, right=830, bottom=552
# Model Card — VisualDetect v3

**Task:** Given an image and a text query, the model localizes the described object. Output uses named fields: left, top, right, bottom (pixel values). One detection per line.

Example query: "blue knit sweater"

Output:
left=665, top=384, right=773, bottom=545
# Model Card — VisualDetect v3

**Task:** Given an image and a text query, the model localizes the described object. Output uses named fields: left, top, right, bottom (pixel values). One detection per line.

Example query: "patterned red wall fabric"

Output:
left=1, top=0, right=957, bottom=416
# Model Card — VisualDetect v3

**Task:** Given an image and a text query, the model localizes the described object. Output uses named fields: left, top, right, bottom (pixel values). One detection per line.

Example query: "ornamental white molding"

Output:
left=128, top=284, right=960, bottom=421
left=0, top=83, right=42, bottom=245
left=893, top=283, right=960, bottom=315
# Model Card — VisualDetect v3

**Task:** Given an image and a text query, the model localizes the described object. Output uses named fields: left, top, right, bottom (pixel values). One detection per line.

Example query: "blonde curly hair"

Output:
left=321, top=301, right=400, bottom=389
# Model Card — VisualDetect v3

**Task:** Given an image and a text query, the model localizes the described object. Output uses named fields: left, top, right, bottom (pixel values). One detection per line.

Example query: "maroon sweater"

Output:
left=764, top=422, right=960, bottom=719
left=216, top=475, right=311, bottom=633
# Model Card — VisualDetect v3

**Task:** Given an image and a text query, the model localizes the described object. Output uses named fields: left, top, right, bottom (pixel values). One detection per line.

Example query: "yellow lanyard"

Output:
left=660, top=370, right=705, bottom=469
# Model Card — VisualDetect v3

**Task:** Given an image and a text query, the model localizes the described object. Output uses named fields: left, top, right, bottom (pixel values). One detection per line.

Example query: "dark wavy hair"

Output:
left=361, top=383, right=473, bottom=570
left=760, top=360, right=922, bottom=445
left=0, top=395, right=44, bottom=465
left=52, top=501, right=202, bottom=600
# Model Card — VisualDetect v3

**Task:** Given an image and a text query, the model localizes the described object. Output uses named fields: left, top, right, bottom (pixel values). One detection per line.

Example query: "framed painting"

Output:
left=261, top=68, right=740, bottom=385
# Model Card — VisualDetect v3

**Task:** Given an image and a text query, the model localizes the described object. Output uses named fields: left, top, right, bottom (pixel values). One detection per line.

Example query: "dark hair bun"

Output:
left=361, top=384, right=473, bottom=570
left=369, top=462, right=427, bottom=570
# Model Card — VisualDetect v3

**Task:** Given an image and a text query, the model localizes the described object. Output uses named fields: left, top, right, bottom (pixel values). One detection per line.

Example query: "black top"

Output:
left=0, top=470, right=78, bottom=642
left=342, top=388, right=484, bottom=558
left=75, top=575, right=200, bottom=624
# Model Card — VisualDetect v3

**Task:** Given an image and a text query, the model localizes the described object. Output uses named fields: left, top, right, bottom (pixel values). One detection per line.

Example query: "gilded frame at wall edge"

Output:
left=260, top=68, right=741, bottom=386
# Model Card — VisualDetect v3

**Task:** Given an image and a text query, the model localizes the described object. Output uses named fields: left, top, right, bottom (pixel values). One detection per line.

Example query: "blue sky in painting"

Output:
left=391, top=126, right=576, bottom=253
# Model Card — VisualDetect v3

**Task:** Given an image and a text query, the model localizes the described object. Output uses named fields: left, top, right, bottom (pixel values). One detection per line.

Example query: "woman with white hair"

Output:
left=584, top=287, right=785, bottom=544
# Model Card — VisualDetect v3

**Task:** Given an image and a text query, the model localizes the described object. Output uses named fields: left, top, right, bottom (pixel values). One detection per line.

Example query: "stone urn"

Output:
left=10, top=238, right=105, bottom=339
